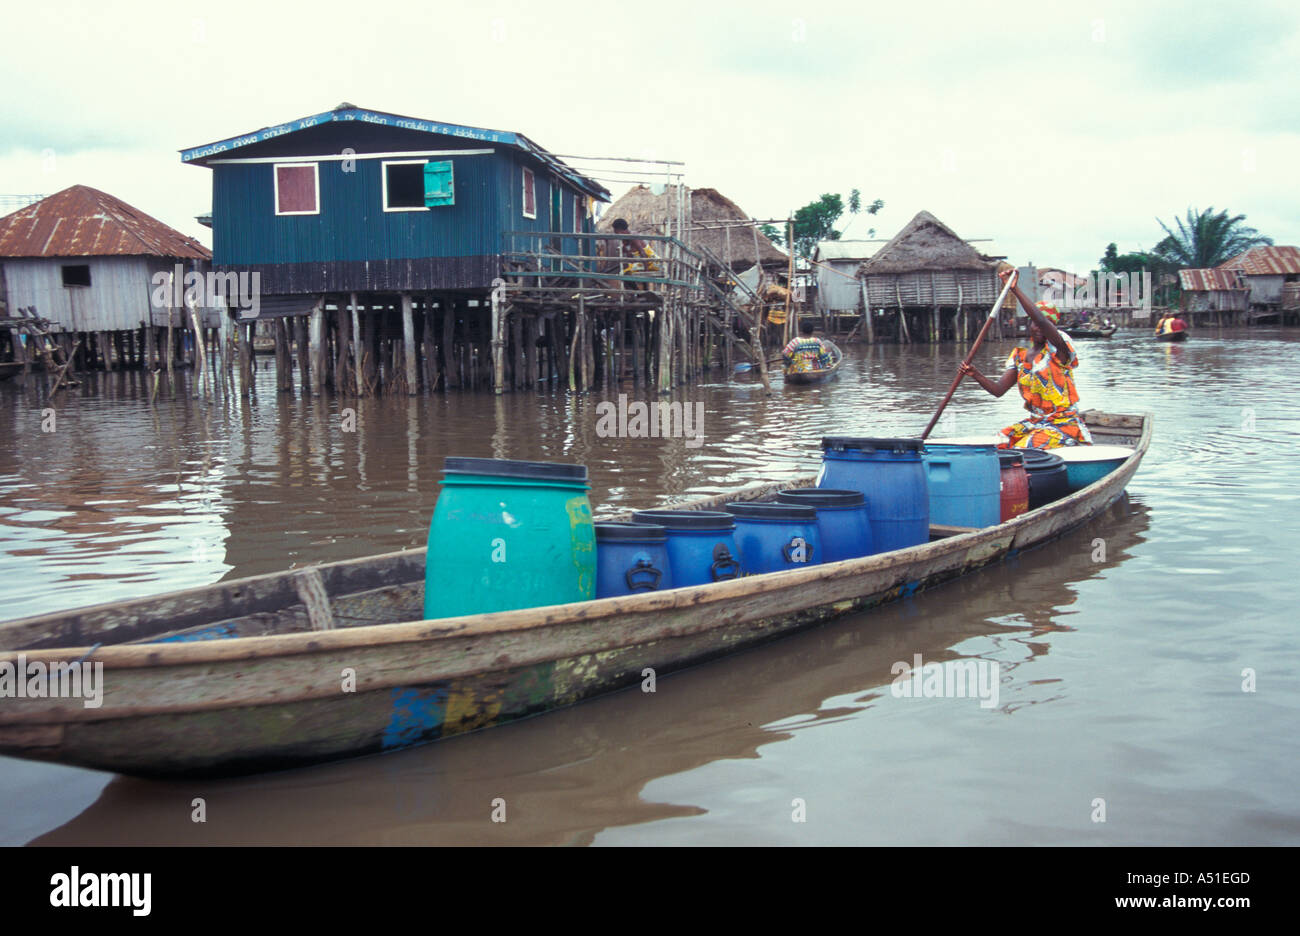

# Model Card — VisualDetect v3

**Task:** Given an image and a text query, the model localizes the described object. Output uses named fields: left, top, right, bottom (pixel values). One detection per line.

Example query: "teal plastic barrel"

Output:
left=818, top=437, right=929, bottom=552
left=922, top=443, right=1002, bottom=528
left=424, top=457, right=595, bottom=619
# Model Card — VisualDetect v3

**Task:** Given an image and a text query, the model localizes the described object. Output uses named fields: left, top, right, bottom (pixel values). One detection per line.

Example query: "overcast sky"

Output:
left=3, top=0, right=1296, bottom=273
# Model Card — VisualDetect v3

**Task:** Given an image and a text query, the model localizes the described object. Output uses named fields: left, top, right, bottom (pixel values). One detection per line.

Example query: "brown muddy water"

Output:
left=2, top=327, right=1298, bottom=846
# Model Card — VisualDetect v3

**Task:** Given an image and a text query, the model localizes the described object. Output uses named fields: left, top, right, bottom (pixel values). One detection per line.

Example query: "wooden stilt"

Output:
left=400, top=293, right=417, bottom=396
left=295, top=313, right=312, bottom=395
left=274, top=317, right=292, bottom=393
left=351, top=293, right=363, bottom=397
left=309, top=301, right=325, bottom=396
left=238, top=321, right=252, bottom=397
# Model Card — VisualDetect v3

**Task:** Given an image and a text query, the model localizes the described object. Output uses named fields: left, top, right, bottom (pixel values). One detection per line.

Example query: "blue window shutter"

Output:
left=424, top=161, right=454, bottom=207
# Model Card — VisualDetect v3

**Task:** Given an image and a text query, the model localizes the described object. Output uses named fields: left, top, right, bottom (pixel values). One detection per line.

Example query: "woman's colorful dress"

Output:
left=999, top=332, right=1092, bottom=449
left=782, top=337, right=834, bottom=373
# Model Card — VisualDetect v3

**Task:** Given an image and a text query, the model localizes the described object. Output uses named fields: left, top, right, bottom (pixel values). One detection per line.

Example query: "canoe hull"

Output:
left=0, top=413, right=1150, bottom=778
left=1155, top=330, right=1188, bottom=342
left=783, top=341, right=842, bottom=385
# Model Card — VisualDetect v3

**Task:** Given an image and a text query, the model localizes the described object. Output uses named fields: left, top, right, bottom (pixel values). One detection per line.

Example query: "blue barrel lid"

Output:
left=443, top=457, right=588, bottom=482
left=632, top=509, right=735, bottom=531
left=822, top=436, right=924, bottom=453
left=776, top=488, right=866, bottom=508
left=725, top=502, right=817, bottom=521
left=595, top=522, right=667, bottom=542
left=924, top=442, right=998, bottom=454
left=1019, top=448, right=1065, bottom=469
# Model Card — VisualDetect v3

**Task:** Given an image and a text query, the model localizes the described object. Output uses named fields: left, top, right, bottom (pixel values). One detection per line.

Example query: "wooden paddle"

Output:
left=920, top=270, right=1019, bottom=440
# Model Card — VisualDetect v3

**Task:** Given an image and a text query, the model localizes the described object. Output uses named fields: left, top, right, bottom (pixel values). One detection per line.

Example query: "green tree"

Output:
left=1152, top=207, right=1272, bottom=269
left=761, top=192, right=884, bottom=259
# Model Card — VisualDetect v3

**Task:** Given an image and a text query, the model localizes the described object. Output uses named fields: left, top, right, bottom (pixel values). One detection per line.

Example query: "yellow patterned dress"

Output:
left=999, top=332, right=1092, bottom=449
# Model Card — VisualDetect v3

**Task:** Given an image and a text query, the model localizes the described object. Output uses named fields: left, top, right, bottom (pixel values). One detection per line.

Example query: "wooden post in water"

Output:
left=400, top=293, right=417, bottom=395
left=309, top=299, right=325, bottom=396
left=295, top=312, right=311, bottom=395
left=274, top=317, right=292, bottom=393
left=350, top=293, right=363, bottom=396
left=238, top=320, right=253, bottom=397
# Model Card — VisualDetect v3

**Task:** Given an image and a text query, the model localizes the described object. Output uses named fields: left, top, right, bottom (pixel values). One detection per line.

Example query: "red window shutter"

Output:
left=523, top=169, right=535, bottom=217
left=276, top=165, right=317, bottom=213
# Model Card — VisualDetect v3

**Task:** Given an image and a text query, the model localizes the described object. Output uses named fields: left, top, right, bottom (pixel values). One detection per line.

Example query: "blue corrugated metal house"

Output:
left=181, top=103, right=609, bottom=299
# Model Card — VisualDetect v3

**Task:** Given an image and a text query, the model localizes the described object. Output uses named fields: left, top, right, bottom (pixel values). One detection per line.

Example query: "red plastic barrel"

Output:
left=998, top=450, right=1030, bottom=521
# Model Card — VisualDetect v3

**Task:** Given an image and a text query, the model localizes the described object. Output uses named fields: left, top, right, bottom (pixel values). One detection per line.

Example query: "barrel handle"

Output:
left=710, top=544, right=740, bottom=581
left=625, top=558, right=663, bottom=591
left=783, top=537, right=814, bottom=563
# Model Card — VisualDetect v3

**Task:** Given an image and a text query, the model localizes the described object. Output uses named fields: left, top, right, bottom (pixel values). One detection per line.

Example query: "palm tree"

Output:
left=1153, top=207, right=1273, bottom=269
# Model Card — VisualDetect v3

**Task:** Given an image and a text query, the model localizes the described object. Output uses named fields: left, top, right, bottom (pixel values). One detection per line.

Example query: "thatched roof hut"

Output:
left=598, top=185, right=788, bottom=271
left=856, top=210, right=999, bottom=308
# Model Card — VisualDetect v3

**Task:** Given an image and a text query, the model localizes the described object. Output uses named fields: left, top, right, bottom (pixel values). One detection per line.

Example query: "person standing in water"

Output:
left=958, top=269, right=1093, bottom=449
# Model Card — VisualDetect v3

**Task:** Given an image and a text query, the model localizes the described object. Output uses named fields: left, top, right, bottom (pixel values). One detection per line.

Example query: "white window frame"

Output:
left=273, top=162, right=320, bottom=216
left=382, top=159, right=430, bottom=213
left=522, top=167, right=537, bottom=220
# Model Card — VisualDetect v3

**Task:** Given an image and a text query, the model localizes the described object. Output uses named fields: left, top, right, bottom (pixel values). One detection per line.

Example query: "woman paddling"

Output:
left=958, top=269, right=1093, bottom=449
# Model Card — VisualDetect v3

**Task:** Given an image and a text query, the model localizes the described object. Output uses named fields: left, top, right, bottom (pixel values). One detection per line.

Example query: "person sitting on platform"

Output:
left=782, top=320, right=835, bottom=373
left=610, top=218, right=658, bottom=291
left=958, top=271, right=1092, bottom=450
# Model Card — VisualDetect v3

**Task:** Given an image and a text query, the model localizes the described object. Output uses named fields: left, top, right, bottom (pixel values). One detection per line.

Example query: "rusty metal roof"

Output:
left=0, top=185, right=211, bottom=259
left=1216, top=245, right=1300, bottom=276
left=1180, top=268, right=1245, bottom=291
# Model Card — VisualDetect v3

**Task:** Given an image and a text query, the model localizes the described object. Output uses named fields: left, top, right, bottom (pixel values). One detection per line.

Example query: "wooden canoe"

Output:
left=0, top=410, right=1151, bottom=778
left=0, top=361, right=25, bottom=382
left=783, top=340, right=842, bottom=385
left=1155, top=330, right=1187, bottom=342
left=1065, top=323, right=1118, bottom=339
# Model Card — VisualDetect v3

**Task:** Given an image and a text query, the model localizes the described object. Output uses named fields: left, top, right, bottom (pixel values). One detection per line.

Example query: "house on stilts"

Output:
left=856, top=210, right=1003, bottom=343
left=0, top=185, right=212, bottom=376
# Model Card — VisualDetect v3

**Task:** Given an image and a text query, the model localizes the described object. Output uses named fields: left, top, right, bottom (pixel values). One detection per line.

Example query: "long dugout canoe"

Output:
left=0, top=411, right=1151, bottom=778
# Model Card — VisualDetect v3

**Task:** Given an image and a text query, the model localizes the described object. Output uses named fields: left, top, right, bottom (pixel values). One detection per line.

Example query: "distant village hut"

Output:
left=1178, top=268, right=1249, bottom=323
left=1216, top=246, right=1300, bottom=322
left=597, top=185, right=787, bottom=272
left=181, top=103, right=611, bottom=396
left=812, top=240, right=876, bottom=314
left=856, top=210, right=1000, bottom=343
left=0, top=185, right=211, bottom=373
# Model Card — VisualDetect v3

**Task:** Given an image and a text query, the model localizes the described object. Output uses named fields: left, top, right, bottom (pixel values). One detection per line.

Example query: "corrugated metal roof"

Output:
left=1217, top=245, right=1300, bottom=276
left=0, top=185, right=211, bottom=259
left=180, top=104, right=610, bottom=201
left=1180, top=268, right=1244, bottom=291
left=814, top=240, right=877, bottom=262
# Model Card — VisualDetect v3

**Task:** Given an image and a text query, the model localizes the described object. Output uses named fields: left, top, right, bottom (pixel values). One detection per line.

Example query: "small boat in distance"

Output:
left=1064, top=322, right=1118, bottom=339
left=783, top=340, right=843, bottom=385
left=1155, top=330, right=1188, bottom=343
left=0, top=362, right=25, bottom=382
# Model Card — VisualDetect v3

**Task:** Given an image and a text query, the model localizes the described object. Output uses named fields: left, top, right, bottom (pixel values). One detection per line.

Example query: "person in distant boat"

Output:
left=1169, top=314, right=1188, bottom=333
left=782, top=320, right=835, bottom=373
left=959, top=272, right=1093, bottom=449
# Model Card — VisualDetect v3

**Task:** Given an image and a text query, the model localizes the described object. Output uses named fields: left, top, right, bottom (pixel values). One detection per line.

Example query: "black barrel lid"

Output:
left=595, top=522, right=667, bottom=541
left=725, top=502, right=818, bottom=521
left=632, top=509, right=736, bottom=531
left=443, top=457, right=588, bottom=482
left=997, top=450, right=1025, bottom=467
left=776, top=488, right=866, bottom=507
left=822, top=436, right=924, bottom=453
left=1019, top=448, right=1065, bottom=469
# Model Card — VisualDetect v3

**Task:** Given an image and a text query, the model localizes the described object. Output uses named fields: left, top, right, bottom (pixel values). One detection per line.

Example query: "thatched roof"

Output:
left=857, top=210, right=995, bottom=277
left=598, top=185, right=788, bottom=270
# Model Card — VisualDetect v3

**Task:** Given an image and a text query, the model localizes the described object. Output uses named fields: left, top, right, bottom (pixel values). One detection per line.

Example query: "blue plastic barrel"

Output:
left=724, top=502, right=822, bottom=574
left=818, top=437, right=929, bottom=552
left=775, top=488, right=872, bottom=562
left=595, top=522, right=673, bottom=598
left=631, top=510, right=742, bottom=587
left=425, top=457, right=595, bottom=619
left=922, top=443, right=1002, bottom=528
